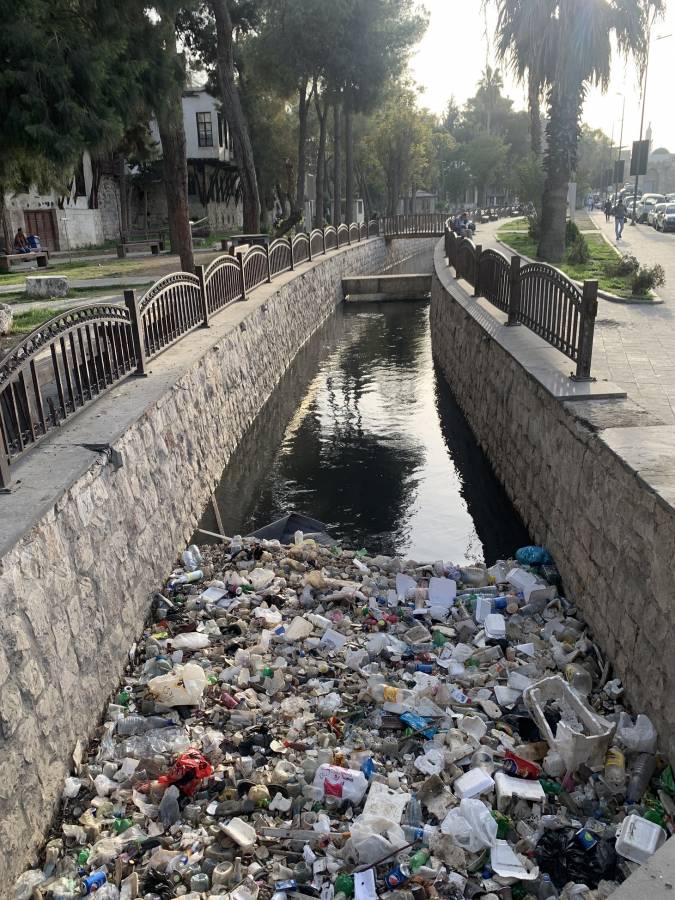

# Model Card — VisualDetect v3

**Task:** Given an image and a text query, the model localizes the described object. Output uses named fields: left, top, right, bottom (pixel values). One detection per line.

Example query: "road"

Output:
left=476, top=217, right=675, bottom=424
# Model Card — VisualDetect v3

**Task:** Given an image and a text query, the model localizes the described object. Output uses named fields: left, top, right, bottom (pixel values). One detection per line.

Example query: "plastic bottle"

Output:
left=405, top=793, right=423, bottom=828
left=169, top=570, right=204, bottom=587
left=565, top=662, right=593, bottom=695
left=603, top=746, right=626, bottom=793
left=537, top=873, right=559, bottom=898
left=627, top=752, right=656, bottom=803
left=409, top=848, right=430, bottom=872
left=402, top=824, right=437, bottom=846
left=159, top=785, right=181, bottom=826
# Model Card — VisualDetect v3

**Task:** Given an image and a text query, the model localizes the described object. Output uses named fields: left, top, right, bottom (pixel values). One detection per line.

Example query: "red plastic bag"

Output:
left=157, top=749, right=214, bottom=797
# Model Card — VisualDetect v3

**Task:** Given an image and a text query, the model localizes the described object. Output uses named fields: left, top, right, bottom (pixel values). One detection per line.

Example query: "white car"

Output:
left=637, top=194, right=666, bottom=222
left=648, top=203, right=667, bottom=227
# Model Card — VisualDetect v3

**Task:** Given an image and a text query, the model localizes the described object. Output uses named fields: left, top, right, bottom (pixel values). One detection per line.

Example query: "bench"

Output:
left=0, top=251, right=49, bottom=274
left=221, top=234, right=270, bottom=252
left=116, top=240, right=164, bottom=258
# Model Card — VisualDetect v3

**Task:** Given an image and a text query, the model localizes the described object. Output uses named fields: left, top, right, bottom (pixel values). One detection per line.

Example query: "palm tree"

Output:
left=494, top=0, right=662, bottom=262
left=476, top=66, right=505, bottom=134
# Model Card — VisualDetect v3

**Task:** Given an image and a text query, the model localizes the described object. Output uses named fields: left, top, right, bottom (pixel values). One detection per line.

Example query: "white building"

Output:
left=2, top=85, right=242, bottom=252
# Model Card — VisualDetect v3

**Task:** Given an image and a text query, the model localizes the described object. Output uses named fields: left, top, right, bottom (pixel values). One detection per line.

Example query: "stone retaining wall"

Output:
left=430, top=243, right=675, bottom=764
left=0, top=236, right=434, bottom=892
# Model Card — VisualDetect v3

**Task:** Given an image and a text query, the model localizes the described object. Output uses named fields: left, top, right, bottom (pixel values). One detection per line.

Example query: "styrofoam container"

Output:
left=523, top=675, right=615, bottom=771
left=475, top=596, right=492, bottom=624
left=453, top=767, right=495, bottom=799
left=362, top=781, right=410, bottom=825
left=494, top=772, right=546, bottom=812
left=615, top=814, right=666, bottom=864
left=484, top=614, right=506, bottom=640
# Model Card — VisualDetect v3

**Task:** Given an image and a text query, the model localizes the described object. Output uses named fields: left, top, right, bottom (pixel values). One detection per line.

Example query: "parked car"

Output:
left=666, top=193, right=675, bottom=203
left=636, top=193, right=665, bottom=223
left=656, top=204, right=675, bottom=232
left=648, top=203, right=667, bottom=227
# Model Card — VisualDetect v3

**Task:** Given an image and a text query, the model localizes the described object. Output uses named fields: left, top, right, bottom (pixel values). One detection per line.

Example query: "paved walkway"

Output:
left=478, top=218, right=675, bottom=424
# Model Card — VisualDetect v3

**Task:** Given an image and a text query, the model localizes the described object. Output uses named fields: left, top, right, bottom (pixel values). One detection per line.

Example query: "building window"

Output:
left=196, top=112, right=213, bottom=148
left=217, top=113, right=224, bottom=149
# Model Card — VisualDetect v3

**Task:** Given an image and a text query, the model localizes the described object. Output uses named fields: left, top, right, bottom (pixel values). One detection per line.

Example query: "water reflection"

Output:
left=197, top=300, right=529, bottom=564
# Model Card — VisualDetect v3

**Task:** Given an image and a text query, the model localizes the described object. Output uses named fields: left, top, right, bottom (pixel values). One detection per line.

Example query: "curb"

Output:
left=495, top=237, right=664, bottom=305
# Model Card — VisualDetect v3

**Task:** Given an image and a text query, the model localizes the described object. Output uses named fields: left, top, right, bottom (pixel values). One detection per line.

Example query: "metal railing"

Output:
left=380, top=213, right=447, bottom=237
left=0, top=304, right=137, bottom=485
left=0, top=218, right=384, bottom=487
left=444, top=225, right=598, bottom=380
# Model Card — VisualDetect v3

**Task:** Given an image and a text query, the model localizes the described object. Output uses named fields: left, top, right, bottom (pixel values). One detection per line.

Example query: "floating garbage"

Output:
left=13, top=538, right=671, bottom=899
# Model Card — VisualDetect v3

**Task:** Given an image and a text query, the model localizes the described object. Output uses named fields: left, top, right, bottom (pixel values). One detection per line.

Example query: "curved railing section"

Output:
left=269, top=238, right=292, bottom=277
left=243, top=245, right=269, bottom=294
left=1, top=215, right=433, bottom=486
left=137, top=272, right=202, bottom=362
left=310, top=229, right=324, bottom=257
left=292, top=232, right=310, bottom=266
left=478, top=248, right=511, bottom=314
left=324, top=226, right=338, bottom=251
left=520, top=263, right=583, bottom=362
left=203, top=254, right=244, bottom=314
left=443, top=223, right=598, bottom=380
left=0, top=304, right=136, bottom=478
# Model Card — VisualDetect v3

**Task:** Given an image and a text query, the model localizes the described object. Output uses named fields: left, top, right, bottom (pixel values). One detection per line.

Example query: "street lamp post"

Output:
left=631, top=30, right=671, bottom=224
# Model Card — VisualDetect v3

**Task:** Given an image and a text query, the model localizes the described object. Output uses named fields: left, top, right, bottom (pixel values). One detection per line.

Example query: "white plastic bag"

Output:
left=169, top=632, right=210, bottom=651
left=440, top=798, right=498, bottom=852
left=616, top=713, right=657, bottom=754
left=148, top=662, right=207, bottom=706
left=313, top=764, right=369, bottom=803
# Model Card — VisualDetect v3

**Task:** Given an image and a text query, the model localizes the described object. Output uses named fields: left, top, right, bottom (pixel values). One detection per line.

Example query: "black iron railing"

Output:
left=0, top=218, right=386, bottom=487
left=444, top=226, right=598, bottom=380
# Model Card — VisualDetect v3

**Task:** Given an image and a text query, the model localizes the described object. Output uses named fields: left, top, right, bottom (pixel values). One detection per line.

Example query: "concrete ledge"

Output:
left=342, top=273, right=431, bottom=299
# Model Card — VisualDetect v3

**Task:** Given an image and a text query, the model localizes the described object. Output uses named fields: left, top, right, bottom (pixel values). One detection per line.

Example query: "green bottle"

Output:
left=432, top=630, right=447, bottom=647
left=409, top=848, right=430, bottom=871
left=335, top=874, right=354, bottom=897
left=77, top=849, right=90, bottom=866
left=491, top=810, right=511, bottom=839
left=539, top=778, right=563, bottom=796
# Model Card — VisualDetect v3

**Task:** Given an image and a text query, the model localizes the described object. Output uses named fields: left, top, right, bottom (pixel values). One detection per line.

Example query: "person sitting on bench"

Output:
left=13, top=228, right=31, bottom=254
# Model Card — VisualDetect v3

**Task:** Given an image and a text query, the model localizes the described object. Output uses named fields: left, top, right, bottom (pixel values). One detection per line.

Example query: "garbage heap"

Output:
left=15, top=537, right=675, bottom=900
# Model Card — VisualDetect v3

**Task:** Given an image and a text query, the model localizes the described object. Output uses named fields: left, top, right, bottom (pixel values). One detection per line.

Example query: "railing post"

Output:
left=507, top=255, right=522, bottom=327
left=289, top=238, right=295, bottom=270
left=322, top=227, right=327, bottom=254
left=347, top=223, right=352, bottom=245
left=473, top=245, right=482, bottom=297
left=308, top=235, right=313, bottom=261
left=266, top=244, right=272, bottom=282
left=0, top=420, right=12, bottom=492
left=238, top=253, right=247, bottom=300
left=195, top=264, right=209, bottom=327
left=574, top=280, right=598, bottom=381
left=124, top=289, right=147, bottom=375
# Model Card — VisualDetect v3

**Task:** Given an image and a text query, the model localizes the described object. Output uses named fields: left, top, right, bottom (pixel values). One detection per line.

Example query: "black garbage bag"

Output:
left=535, top=829, right=618, bottom=889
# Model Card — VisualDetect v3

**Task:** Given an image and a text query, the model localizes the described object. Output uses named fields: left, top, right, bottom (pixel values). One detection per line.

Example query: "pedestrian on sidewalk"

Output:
left=614, top=199, right=627, bottom=241
left=604, top=199, right=613, bottom=222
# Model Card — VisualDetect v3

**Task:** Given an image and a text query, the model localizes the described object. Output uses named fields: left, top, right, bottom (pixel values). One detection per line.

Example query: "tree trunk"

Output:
left=332, top=102, right=342, bottom=225
left=538, top=85, right=583, bottom=262
left=528, top=76, right=542, bottom=157
left=211, top=0, right=260, bottom=233
left=117, top=153, right=128, bottom=239
left=314, top=92, right=328, bottom=228
left=157, top=107, right=194, bottom=273
left=295, top=77, right=313, bottom=224
left=344, top=88, right=354, bottom=224
left=0, top=196, right=11, bottom=255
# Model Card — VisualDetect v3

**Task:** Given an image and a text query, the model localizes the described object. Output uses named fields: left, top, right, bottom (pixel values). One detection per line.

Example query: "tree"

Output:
left=495, top=0, right=662, bottom=262
left=466, top=133, right=509, bottom=206
left=0, top=0, right=155, bottom=250
left=210, top=0, right=262, bottom=233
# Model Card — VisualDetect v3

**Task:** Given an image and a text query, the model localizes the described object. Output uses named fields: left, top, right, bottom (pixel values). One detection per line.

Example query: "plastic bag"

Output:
left=616, top=713, right=657, bottom=754
left=516, top=546, right=553, bottom=566
left=157, top=749, right=214, bottom=796
left=13, top=871, right=46, bottom=900
left=535, top=829, right=617, bottom=889
left=117, top=725, right=190, bottom=760
left=148, top=662, right=207, bottom=706
left=440, top=798, right=498, bottom=852
left=169, top=632, right=210, bottom=650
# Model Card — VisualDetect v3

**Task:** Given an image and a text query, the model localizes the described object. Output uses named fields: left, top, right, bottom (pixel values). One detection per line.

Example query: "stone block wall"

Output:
left=0, top=235, right=434, bottom=893
left=430, top=246, right=675, bottom=764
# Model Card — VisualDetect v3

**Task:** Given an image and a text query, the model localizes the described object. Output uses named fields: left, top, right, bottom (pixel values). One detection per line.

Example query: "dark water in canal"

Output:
left=196, top=270, right=529, bottom=564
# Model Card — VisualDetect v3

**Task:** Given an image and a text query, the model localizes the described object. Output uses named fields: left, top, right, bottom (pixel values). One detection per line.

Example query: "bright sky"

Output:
left=410, top=0, right=675, bottom=153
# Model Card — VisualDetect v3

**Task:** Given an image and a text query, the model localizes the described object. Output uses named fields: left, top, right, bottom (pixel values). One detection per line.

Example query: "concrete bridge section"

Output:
left=342, top=273, right=431, bottom=301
